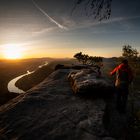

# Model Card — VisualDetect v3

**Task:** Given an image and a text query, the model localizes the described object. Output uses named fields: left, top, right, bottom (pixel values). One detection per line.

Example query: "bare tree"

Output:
left=122, top=45, right=139, bottom=59
left=72, top=0, right=112, bottom=21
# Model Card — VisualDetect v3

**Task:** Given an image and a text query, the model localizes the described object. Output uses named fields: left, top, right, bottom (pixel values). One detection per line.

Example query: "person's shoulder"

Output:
left=118, top=63, right=124, bottom=69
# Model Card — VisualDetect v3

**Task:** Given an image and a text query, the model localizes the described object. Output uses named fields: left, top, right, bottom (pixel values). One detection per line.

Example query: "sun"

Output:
left=3, top=44, right=23, bottom=59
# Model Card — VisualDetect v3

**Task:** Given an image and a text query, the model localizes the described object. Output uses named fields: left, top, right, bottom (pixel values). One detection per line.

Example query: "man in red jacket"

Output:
left=110, top=59, right=133, bottom=112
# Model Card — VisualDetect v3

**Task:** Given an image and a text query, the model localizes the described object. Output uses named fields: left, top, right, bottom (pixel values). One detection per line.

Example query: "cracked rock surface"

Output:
left=0, top=69, right=127, bottom=140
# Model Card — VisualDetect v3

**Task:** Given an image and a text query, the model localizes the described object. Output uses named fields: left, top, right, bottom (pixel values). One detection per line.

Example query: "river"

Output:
left=8, top=61, right=48, bottom=94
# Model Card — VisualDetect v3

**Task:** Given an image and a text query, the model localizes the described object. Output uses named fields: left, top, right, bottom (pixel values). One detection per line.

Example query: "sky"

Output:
left=0, top=0, right=140, bottom=59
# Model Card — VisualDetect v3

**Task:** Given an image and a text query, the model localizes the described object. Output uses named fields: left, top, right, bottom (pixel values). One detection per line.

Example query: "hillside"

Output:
left=0, top=58, right=54, bottom=106
left=0, top=68, right=133, bottom=140
left=15, top=59, right=78, bottom=91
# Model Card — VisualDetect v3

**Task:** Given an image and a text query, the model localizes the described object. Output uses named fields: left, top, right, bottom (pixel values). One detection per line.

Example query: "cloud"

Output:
left=31, top=0, right=68, bottom=30
left=25, top=15, right=140, bottom=37
left=32, top=26, right=58, bottom=35
left=64, top=15, right=140, bottom=30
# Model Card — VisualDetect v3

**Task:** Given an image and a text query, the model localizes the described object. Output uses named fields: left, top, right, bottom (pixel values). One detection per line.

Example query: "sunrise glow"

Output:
left=3, top=44, right=23, bottom=59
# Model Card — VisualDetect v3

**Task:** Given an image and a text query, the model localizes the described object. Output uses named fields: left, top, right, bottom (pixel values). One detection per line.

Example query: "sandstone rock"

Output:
left=0, top=69, right=130, bottom=140
left=68, top=69, right=113, bottom=97
left=102, top=137, right=116, bottom=140
left=0, top=69, right=109, bottom=140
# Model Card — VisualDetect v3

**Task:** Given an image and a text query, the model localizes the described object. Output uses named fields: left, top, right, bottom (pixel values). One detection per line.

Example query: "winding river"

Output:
left=8, top=61, right=48, bottom=94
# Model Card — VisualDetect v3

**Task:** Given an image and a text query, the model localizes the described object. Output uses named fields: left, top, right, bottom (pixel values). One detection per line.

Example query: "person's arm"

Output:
left=110, top=65, right=120, bottom=76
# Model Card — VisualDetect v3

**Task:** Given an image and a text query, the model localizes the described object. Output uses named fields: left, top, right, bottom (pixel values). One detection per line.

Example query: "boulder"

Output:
left=68, top=69, right=114, bottom=98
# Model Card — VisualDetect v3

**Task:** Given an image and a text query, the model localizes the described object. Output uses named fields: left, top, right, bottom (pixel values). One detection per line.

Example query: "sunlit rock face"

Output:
left=0, top=68, right=129, bottom=140
left=68, top=68, right=114, bottom=97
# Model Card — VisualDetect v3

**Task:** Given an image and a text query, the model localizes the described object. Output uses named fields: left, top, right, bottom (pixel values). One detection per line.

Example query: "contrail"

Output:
left=31, top=0, right=68, bottom=30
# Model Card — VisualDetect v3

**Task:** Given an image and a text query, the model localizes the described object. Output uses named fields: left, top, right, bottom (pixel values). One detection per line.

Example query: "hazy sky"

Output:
left=0, top=0, right=140, bottom=58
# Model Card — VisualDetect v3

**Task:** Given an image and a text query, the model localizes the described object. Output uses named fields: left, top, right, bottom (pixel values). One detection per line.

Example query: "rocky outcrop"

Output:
left=0, top=69, right=130, bottom=140
left=68, top=69, right=113, bottom=97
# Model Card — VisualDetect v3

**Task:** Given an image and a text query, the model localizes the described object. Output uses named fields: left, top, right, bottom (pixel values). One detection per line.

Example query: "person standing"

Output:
left=110, top=59, right=133, bottom=113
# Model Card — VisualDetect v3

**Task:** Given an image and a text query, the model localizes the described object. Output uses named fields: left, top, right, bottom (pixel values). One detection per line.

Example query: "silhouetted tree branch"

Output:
left=122, top=45, right=139, bottom=59
left=122, top=45, right=140, bottom=68
left=74, top=52, right=103, bottom=65
left=72, top=0, right=112, bottom=21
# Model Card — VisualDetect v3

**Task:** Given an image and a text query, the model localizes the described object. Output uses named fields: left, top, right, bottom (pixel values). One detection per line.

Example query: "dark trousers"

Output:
left=115, top=86, right=129, bottom=112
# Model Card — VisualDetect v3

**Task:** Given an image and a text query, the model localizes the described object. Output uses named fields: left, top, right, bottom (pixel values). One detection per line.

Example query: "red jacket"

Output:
left=110, top=63, right=133, bottom=84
